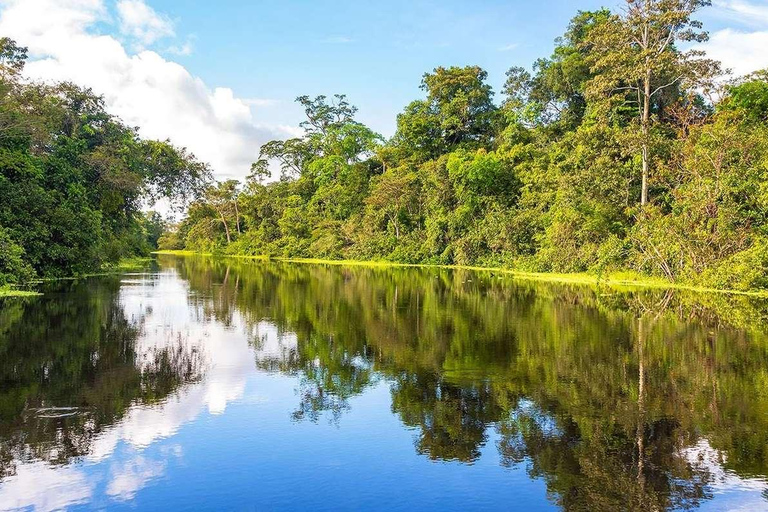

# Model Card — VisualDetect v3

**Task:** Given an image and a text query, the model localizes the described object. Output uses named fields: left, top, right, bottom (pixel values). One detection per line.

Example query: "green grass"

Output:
left=153, top=250, right=211, bottom=256
left=35, top=258, right=155, bottom=282
left=152, top=250, right=768, bottom=298
left=0, top=287, right=41, bottom=298
left=116, top=257, right=154, bottom=271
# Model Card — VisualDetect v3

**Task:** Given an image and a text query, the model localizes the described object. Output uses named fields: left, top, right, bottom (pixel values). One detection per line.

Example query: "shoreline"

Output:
left=0, top=288, right=42, bottom=298
left=152, top=250, right=768, bottom=299
left=0, top=258, right=154, bottom=298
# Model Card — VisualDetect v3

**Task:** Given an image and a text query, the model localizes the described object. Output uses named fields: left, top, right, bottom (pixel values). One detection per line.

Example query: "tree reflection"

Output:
left=160, top=254, right=768, bottom=509
left=0, top=277, right=202, bottom=478
left=391, top=374, right=502, bottom=463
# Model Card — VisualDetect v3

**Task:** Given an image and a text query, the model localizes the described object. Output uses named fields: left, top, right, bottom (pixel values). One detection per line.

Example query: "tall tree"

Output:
left=583, top=0, right=721, bottom=205
left=204, top=180, right=241, bottom=244
left=503, top=10, right=610, bottom=130
left=393, top=66, right=497, bottom=161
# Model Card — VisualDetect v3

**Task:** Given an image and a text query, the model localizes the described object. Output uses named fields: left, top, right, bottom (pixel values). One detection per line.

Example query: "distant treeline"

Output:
left=162, top=1, right=768, bottom=291
left=0, top=38, right=210, bottom=285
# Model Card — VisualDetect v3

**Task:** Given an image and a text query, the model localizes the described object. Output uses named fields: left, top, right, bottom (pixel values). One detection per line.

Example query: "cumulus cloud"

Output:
left=698, top=1, right=768, bottom=77
left=107, top=456, right=167, bottom=501
left=700, top=28, right=768, bottom=77
left=166, top=35, right=195, bottom=56
left=0, top=0, right=298, bottom=181
left=116, top=0, right=174, bottom=47
left=0, top=462, right=94, bottom=512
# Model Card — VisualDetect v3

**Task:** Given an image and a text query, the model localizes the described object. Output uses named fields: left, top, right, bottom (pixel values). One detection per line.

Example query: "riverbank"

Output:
left=0, top=287, right=41, bottom=298
left=152, top=250, right=768, bottom=299
left=0, top=257, right=155, bottom=298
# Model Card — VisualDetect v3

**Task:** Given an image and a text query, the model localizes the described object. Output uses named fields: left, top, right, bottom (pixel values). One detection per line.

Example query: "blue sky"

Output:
left=147, top=0, right=611, bottom=134
left=0, top=0, right=766, bottom=180
left=134, top=0, right=767, bottom=135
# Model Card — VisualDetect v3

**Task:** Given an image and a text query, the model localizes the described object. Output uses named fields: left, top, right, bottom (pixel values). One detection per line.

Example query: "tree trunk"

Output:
left=640, top=9, right=651, bottom=207
left=388, top=213, right=400, bottom=239
left=234, top=198, right=241, bottom=235
left=641, top=67, right=651, bottom=206
left=219, top=211, right=231, bottom=244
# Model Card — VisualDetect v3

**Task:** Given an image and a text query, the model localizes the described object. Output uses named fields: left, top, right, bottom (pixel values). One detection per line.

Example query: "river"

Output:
left=1, top=255, right=767, bottom=511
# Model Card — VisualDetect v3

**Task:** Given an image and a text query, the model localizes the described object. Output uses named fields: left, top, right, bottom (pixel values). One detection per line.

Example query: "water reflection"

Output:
left=167, top=256, right=768, bottom=510
left=0, top=277, right=200, bottom=476
left=0, top=272, right=245, bottom=509
left=1, top=256, right=768, bottom=510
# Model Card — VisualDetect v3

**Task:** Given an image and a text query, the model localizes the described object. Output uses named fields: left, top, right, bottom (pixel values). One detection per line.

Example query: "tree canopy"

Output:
left=161, top=3, right=768, bottom=292
left=0, top=38, right=210, bottom=284
left=4, top=1, right=768, bottom=292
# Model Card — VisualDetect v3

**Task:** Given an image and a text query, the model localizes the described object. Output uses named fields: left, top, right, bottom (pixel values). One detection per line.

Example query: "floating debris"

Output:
left=26, top=407, right=92, bottom=419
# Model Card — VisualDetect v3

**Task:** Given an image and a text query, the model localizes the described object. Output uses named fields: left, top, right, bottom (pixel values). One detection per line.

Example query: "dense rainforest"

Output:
left=158, top=1, right=768, bottom=292
left=0, top=37, right=209, bottom=287
left=3, top=0, right=768, bottom=292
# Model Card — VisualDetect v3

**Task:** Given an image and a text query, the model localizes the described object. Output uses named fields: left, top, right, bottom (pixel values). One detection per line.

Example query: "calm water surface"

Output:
left=2, top=255, right=768, bottom=511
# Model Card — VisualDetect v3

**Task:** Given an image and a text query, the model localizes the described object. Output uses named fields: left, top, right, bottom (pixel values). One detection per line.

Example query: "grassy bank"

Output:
left=0, top=257, right=155, bottom=299
left=0, top=287, right=41, bottom=298
left=152, top=250, right=768, bottom=299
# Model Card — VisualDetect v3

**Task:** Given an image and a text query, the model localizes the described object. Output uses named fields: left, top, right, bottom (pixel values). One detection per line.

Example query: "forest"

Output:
left=0, top=37, right=209, bottom=287
left=4, top=0, right=768, bottom=292
left=160, top=1, right=768, bottom=292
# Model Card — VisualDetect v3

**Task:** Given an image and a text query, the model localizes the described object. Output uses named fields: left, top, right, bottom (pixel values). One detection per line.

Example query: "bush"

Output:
left=700, top=238, right=768, bottom=292
left=0, top=227, right=35, bottom=285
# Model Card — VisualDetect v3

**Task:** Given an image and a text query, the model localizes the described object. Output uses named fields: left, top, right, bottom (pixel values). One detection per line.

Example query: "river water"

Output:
left=1, top=255, right=768, bottom=511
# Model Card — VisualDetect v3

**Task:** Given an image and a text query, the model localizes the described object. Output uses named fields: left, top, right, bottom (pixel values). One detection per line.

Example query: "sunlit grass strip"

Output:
left=151, top=250, right=768, bottom=298
left=153, top=250, right=212, bottom=256
left=0, top=287, right=41, bottom=298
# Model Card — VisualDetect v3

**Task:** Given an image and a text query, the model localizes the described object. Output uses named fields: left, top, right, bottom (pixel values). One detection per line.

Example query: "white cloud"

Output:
left=699, top=28, right=768, bottom=77
left=0, top=0, right=297, bottom=182
left=498, top=43, right=519, bottom=52
left=167, top=36, right=195, bottom=56
left=697, top=1, right=768, bottom=78
left=712, top=0, right=768, bottom=28
left=107, top=456, right=166, bottom=501
left=116, top=0, right=174, bottom=46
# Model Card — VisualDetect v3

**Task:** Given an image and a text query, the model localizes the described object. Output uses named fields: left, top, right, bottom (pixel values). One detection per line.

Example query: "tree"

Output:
left=142, top=211, right=166, bottom=250
left=0, top=38, right=211, bottom=281
left=167, top=7, right=768, bottom=292
left=719, top=70, right=768, bottom=124
left=297, top=94, right=358, bottom=137
left=365, top=167, right=420, bottom=240
left=503, top=10, right=610, bottom=130
left=394, top=66, right=497, bottom=160
left=252, top=138, right=313, bottom=181
left=584, top=0, right=721, bottom=205
left=204, top=181, right=241, bottom=244
left=0, top=37, right=27, bottom=79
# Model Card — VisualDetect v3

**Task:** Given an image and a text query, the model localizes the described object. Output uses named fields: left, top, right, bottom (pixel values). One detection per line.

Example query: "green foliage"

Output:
left=392, top=66, right=498, bottom=161
left=0, top=40, right=210, bottom=282
left=720, top=72, right=768, bottom=124
left=167, top=4, right=768, bottom=292
left=0, top=226, right=34, bottom=285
